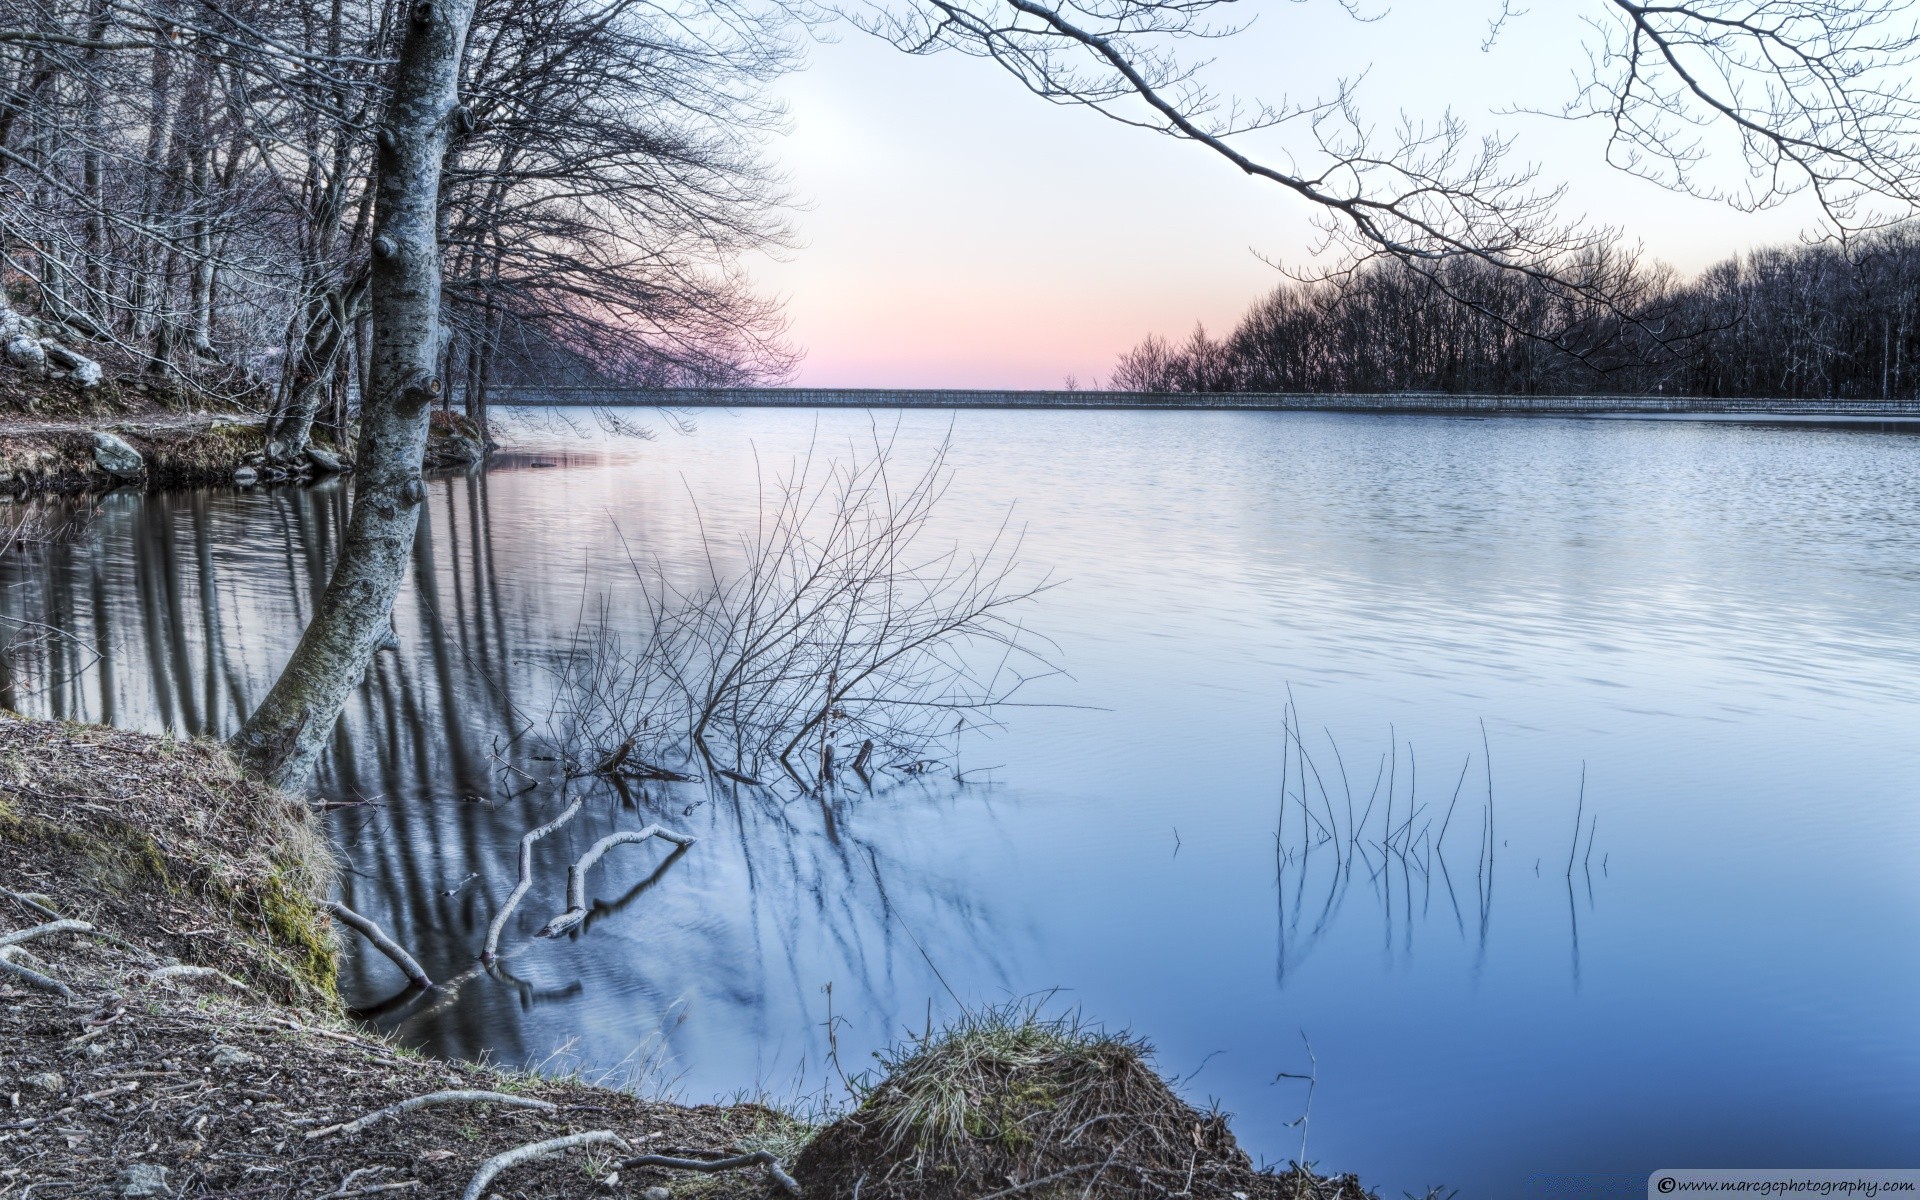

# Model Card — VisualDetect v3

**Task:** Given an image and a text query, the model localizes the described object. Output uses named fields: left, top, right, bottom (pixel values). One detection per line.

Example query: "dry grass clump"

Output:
left=794, top=1004, right=1368, bottom=1200
left=0, top=711, right=338, bottom=1004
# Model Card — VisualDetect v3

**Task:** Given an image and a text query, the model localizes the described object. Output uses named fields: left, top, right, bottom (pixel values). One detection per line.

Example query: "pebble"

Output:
left=643, top=1189, right=671, bottom=1200
left=118, top=1162, right=170, bottom=1197
left=210, top=1045, right=257, bottom=1068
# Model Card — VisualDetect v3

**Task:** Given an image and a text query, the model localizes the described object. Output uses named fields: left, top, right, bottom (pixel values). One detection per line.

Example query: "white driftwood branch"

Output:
left=326, top=900, right=432, bottom=988
left=0, top=919, right=92, bottom=948
left=307, top=1089, right=557, bottom=1140
left=538, top=825, right=696, bottom=938
left=0, top=946, right=72, bottom=998
left=621, top=1150, right=802, bottom=1197
left=461, top=1130, right=632, bottom=1200
left=483, top=796, right=584, bottom=963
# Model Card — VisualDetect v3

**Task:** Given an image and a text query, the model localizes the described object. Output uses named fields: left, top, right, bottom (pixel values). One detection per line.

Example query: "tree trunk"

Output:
left=230, top=0, right=477, bottom=788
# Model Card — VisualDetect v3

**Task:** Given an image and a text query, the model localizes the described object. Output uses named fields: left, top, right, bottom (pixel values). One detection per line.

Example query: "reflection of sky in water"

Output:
left=3, top=408, right=1918, bottom=1198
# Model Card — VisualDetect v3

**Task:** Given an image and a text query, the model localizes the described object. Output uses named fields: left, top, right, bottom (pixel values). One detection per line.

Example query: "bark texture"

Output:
left=230, top=0, right=476, bottom=788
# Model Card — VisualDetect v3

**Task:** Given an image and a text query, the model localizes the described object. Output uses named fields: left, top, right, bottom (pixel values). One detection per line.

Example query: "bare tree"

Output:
left=229, top=0, right=479, bottom=786
left=1574, top=1, right=1920, bottom=234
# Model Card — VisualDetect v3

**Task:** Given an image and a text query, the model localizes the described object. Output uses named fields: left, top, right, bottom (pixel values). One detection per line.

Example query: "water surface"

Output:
left=4, top=407, right=1917, bottom=1197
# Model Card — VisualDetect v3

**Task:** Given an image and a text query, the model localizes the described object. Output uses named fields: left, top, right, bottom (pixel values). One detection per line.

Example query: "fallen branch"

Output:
left=307, top=1089, right=557, bottom=1140
left=461, top=1131, right=632, bottom=1200
left=537, top=825, right=695, bottom=938
left=0, top=918, right=92, bottom=948
left=620, top=1150, right=802, bottom=1197
left=0, top=947, right=72, bottom=998
left=483, top=795, right=584, bottom=963
left=326, top=901, right=432, bottom=989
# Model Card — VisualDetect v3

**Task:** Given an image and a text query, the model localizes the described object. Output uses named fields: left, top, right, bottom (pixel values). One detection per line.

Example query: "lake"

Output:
left=3, top=406, right=1916, bottom=1197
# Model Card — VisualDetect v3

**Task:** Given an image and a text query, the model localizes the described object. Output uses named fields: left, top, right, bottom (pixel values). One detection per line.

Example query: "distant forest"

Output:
left=1111, top=226, right=1920, bottom=400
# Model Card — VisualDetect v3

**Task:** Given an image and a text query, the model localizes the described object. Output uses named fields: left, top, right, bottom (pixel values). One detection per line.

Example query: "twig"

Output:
left=462, top=1131, right=632, bottom=1200
left=319, top=1167, right=422, bottom=1198
left=538, top=825, right=695, bottom=938
left=326, top=901, right=432, bottom=989
left=974, top=1162, right=1102, bottom=1199
left=307, top=1090, right=557, bottom=1140
left=484, top=795, right=584, bottom=963
left=1565, top=762, right=1586, bottom=878
left=618, top=1150, right=801, bottom=1197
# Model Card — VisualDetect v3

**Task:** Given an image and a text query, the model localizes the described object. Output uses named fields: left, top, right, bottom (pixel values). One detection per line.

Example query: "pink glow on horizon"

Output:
left=759, top=8, right=1826, bottom=390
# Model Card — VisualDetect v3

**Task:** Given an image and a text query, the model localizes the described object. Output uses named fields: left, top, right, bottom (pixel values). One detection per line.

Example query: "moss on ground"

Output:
left=0, top=713, right=338, bottom=1005
left=0, top=712, right=798, bottom=1199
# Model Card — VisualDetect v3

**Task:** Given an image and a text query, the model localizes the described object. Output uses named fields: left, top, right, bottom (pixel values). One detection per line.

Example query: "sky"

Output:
left=748, top=1, right=1829, bottom=388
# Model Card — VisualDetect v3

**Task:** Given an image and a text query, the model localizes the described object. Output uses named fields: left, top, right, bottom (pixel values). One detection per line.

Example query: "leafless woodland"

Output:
left=0, top=0, right=796, bottom=453
left=1113, top=226, right=1920, bottom=399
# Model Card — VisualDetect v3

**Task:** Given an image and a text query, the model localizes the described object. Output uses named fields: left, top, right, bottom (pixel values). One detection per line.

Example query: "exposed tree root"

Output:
left=307, top=1090, right=559, bottom=1140
left=149, top=963, right=249, bottom=990
left=620, top=1149, right=803, bottom=1197
left=460, top=1131, right=632, bottom=1200
left=0, top=945, right=71, bottom=997
left=0, top=917, right=93, bottom=947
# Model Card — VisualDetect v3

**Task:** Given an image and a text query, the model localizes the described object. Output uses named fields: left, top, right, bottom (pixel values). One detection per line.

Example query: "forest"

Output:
left=1111, top=227, right=1920, bottom=400
left=0, top=0, right=795, bottom=457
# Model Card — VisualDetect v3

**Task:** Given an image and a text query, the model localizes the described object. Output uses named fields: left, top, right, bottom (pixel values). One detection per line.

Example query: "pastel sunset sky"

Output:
left=752, top=1, right=1828, bottom=388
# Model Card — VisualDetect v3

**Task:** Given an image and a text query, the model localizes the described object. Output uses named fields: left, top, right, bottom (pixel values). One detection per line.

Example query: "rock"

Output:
left=117, top=1163, right=170, bottom=1197
left=643, top=1189, right=671, bottom=1200
left=424, top=433, right=486, bottom=469
left=304, top=444, right=345, bottom=474
left=41, top=340, right=103, bottom=389
left=5, top=334, right=45, bottom=375
left=209, top=1045, right=257, bottom=1068
left=22, top=1071, right=63, bottom=1093
left=231, top=467, right=258, bottom=487
left=91, top=432, right=145, bottom=480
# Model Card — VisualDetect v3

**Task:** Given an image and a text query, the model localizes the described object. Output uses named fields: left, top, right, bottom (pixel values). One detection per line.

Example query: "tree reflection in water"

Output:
left=0, top=467, right=1016, bottom=1099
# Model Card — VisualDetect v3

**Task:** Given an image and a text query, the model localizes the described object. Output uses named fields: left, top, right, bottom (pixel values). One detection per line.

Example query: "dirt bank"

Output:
left=0, top=714, right=805, bottom=1199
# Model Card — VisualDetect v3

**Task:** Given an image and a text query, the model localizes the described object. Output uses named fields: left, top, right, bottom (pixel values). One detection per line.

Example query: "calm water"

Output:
left=3, top=407, right=1918, bottom=1196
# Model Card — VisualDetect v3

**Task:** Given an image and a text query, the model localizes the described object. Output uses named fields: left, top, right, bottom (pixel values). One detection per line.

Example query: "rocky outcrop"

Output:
left=1, top=295, right=103, bottom=391
left=43, top=340, right=103, bottom=389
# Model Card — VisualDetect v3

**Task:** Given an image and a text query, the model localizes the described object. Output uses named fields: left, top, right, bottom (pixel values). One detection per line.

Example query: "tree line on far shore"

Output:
left=1111, top=225, right=1920, bottom=400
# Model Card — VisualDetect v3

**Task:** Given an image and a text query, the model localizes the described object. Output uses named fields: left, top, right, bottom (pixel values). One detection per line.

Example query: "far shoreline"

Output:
left=490, top=385, right=1920, bottom=423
